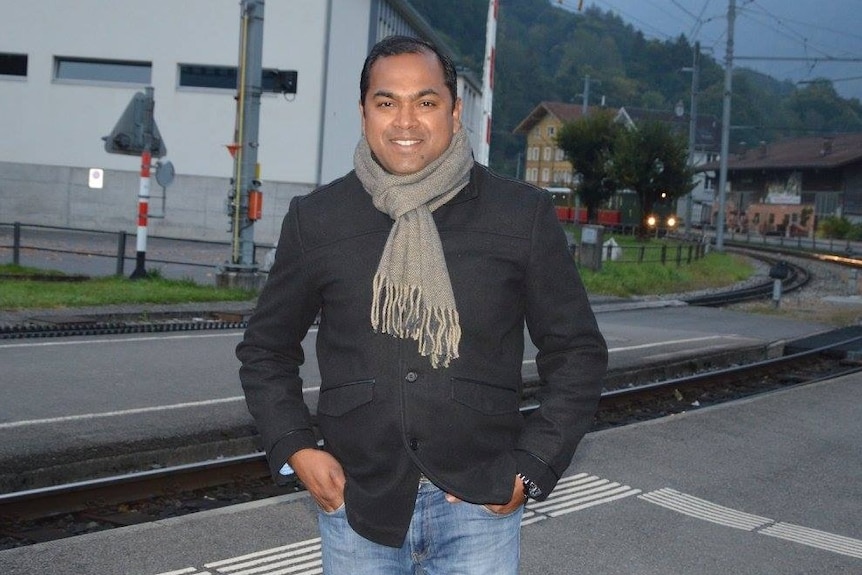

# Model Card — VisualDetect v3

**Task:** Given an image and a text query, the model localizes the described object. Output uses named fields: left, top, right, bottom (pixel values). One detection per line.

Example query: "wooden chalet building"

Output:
left=704, top=133, right=862, bottom=236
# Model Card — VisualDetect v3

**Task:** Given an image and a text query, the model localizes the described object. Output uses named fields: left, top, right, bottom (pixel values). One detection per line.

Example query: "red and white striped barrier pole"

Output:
left=130, top=149, right=151, bottom=279
left=478, top=0, right=497, bottom=166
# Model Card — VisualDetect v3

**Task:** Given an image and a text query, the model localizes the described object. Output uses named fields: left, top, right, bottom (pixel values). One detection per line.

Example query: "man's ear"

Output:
left=359, top=101, right=366, bottom=135
left=452, top=97, right=463, bottom=133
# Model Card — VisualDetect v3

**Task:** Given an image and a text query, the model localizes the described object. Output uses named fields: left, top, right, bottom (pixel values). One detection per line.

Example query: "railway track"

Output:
left=3, top=244, right=860, bottom=548
left=681, top=249, right=811, bottom=306
left=0, top=245, right=833, bottom=340
left=2, top=333, right=860, bottom=549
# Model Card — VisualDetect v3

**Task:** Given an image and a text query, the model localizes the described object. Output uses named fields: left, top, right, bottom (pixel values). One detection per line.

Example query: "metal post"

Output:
left=716, top=0, right=736, bottom=251
left=581, top=75, right=595, bottom=115
left=684, top=42, right=700, bottom=236
left=130, top=86, right=155, bottom=279
left=231, top=0, right=264, bottom=270
left=12, top=221, right=21, bottom=265
left=116, top=231, right=127, bottom=276
left=130, top=148, right=152, bottom=279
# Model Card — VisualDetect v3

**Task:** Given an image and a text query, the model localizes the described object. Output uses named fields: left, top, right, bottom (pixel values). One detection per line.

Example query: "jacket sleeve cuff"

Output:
left=267, top=428, right=318, bottom=485
left=514, top=449, right=559, bottom=501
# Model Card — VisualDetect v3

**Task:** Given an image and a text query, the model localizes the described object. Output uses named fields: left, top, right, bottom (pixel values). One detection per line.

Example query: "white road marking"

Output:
left=139, top=468, right=862, bottom=574
left=0, top=334, right=746, bottom=428
left=760, top=522, right=862, bottom=559
left=641, top=488, right=862, bottom=559
left=0, top=397, right=247, bottom=430
left=607, top=334, right=750, bottom=353
left=639, top=488, right=773, bottom=530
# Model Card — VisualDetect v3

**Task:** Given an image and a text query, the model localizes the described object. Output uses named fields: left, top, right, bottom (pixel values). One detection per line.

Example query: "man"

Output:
left=237, top=35, right=607, bottom=574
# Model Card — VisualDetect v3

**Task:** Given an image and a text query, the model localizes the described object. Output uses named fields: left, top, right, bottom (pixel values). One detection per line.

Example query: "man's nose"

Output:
left=394, top=106, right=418, bottom=128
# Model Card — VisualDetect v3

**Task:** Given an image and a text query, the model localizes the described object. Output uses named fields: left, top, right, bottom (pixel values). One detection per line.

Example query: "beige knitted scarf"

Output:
left=354, top=127, right=473, bottom=368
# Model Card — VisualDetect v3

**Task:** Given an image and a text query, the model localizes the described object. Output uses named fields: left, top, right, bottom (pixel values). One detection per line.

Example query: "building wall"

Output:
left=522, top=115, right=573, bottom=188
left=0, top=0, right=483, bottom=244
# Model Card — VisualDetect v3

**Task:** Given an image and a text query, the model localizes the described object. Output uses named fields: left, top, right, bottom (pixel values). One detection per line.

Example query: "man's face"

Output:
left=360, top=51, right=462, bottom=176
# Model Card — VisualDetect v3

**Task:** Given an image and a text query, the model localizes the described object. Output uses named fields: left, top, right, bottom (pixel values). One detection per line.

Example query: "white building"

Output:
left=0, top=0, right=483, bottom=243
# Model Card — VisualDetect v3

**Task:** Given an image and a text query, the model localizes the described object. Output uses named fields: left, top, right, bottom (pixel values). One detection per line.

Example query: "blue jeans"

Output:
left=318, top=478, right=523, bottom=575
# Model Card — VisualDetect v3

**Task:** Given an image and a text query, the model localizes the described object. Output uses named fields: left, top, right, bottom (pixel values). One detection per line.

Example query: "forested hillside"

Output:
left=408, top=0, right=862, bottom=175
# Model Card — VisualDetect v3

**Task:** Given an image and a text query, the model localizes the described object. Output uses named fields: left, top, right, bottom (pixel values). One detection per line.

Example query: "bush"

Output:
left=817, top=216, right=854, bottom=239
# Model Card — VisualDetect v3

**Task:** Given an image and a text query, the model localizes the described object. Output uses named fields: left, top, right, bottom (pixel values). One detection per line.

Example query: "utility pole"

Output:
left=683, top=42, right=700, bottom=236
left=581, top=74, right=596, bottom=115
left=716, top=0, right=735, bottom=251
left=478, top=0, right=497, bottom=166
left=219, top=0, right=265, bottom=290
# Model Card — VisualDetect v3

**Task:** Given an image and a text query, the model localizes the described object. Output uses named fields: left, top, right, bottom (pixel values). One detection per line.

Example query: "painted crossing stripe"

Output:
left=760, top=522, right=862, bottom=559
left=522, top=472, right=641, bottom=526
left=157, top=538, right=322, bottom=575
left=638, top=487, right=773, bottom=531
left=205, top=538, right=322, bottom=575
left=154, top=474, right=862, bottom=574
left=639, top=488, right=862, bottom=559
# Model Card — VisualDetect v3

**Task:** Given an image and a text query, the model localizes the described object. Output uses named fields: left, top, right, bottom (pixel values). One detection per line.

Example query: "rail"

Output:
left=3, top=333, right=859, bottom=526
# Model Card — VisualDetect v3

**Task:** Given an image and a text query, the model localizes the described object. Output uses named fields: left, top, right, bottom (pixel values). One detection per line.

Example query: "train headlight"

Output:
left=647, top=215, right=657, bottom=228
left=666, top=216, right=677, bottom=228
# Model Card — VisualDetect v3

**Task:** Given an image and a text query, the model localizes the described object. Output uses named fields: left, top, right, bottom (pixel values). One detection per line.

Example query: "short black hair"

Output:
left=359, top=35, right=458, bottom=107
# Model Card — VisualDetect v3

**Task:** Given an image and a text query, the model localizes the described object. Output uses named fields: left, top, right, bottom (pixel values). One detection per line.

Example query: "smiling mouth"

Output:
left=392, top=139, right=422, bottom=147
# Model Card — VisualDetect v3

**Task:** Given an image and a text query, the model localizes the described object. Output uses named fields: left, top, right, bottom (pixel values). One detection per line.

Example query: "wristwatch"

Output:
left=517, top=473, right=542, bottom=500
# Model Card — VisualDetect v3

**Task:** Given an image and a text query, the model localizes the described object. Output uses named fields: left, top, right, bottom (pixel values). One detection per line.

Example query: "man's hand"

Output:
left=445, top=475, right=526, bottom=514
left=289, top=448, right=346, bottom=512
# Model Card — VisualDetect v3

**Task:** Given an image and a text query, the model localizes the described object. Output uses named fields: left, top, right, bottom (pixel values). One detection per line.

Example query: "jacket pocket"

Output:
left=317, top=379, right=375, bottom=417
left=450, top=377, right=519, bottom=416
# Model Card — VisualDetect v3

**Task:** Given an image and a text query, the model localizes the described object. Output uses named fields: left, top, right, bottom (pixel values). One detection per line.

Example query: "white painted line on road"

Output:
left=639, top=487, right=862, bottom=559
left=760, top=522, right=862, bottom=559
left=151, top=470, right=861, bottom=575
left=204, top=538, right=322, bottom=575
left=639, top=488, right=774, bottom=530
left=518, top=335, right=749, bottom=367
left=0, top=334, right=744, bottom=428
left=523, top=473, right=641, bottom=523
left=0, top=397, right=246, bottom=430
left=608, top=334, right=750, bottom=353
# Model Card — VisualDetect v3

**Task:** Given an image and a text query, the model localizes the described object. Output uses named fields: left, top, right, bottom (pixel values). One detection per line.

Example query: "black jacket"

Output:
left=237, top=164, right=607, bottom=547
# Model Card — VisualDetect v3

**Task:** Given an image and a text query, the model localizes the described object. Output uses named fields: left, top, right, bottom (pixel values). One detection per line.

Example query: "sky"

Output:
left=558, top=0, right=862, bottom=101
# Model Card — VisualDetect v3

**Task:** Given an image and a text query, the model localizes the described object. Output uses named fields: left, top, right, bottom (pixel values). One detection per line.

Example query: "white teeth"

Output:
left=394, top=140, right=420, bottom=146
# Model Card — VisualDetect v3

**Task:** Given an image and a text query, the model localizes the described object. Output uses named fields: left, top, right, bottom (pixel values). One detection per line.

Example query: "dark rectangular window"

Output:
left=179, top=64, right=296, bottom=93
left=55, top=57, right=151, bottom=85
left=0, top=53, right=28, bottom=77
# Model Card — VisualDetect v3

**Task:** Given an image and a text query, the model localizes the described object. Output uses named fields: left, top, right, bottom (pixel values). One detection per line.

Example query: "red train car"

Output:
left=546, top=187, right=622, bottom=226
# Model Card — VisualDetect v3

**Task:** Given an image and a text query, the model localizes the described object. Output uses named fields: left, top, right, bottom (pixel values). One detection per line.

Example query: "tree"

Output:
left=610, top=120, right=694, bottom=236
left=555, top=110, right=622, bottom=222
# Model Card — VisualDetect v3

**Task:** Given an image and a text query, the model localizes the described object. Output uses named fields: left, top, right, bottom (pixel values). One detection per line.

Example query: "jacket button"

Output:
left=405, top=371, right=418, bottom=383
left=409, top=438, right=419, bottom=450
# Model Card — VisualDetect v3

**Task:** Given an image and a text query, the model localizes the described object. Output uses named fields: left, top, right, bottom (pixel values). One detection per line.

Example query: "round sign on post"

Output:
left=155, top=161, right=175, bottom=188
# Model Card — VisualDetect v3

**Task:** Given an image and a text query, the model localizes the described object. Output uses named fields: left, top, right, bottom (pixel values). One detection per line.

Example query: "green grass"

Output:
left=1, top=244, right=753, bottom=310
left=0, top=265, right=255, bottom=310
left=578, top=247, right=752, bottom=297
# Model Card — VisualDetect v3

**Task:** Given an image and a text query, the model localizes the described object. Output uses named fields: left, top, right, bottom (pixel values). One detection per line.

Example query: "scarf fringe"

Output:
left=371, top=273, right=461, bottom=368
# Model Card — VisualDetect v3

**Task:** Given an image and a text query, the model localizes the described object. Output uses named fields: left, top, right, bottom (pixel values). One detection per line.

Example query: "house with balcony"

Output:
left=513, top=101, right=721, bottom=227
left=512, top=102, right=606, bottom=189
left=703, top=133, right=862, bottom=236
